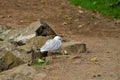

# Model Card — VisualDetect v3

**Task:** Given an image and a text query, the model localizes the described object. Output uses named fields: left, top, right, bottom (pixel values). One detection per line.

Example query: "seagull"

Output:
left=39, top=36, right=62, bottom=59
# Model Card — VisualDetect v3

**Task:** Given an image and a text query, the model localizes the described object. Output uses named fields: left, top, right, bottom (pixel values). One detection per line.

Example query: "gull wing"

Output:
left=40, top=39, right=61, bottom=52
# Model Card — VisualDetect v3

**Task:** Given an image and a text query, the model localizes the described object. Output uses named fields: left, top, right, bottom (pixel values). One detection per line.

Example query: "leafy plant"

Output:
left=31, top=59, right=49, bottom=67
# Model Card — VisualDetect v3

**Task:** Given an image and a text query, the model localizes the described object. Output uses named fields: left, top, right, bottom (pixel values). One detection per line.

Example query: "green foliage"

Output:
left=31, top=59, right=49, bottom=67
left=68, top=0, right=120, bottom=19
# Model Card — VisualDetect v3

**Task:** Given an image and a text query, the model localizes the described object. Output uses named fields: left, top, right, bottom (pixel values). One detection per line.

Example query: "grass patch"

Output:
left=31, top=59, right=49, bottom=67
left=68, top=0, right=120, bottom=19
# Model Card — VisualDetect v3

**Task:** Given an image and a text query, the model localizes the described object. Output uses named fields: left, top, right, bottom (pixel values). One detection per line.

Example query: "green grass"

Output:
left=68, top=0, right=120, bottom=19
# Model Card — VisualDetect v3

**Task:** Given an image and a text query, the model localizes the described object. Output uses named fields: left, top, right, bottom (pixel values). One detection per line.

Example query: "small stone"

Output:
left=78, top=24, right=83, bottom=28
left=62, top=50, right=68, bottom=55
left=62, top=22, right=68, bottom=25
left=78, top=10, right=84, bottom=13
left=20, top=20, right=24, bottom=23
left=115, top=20, right=120, bottom=24
left=0, top=15, right=5, bottom=18
left=78, top=6, right=82, bottom=9
left=94, top=22, right=97, bottom=25
left=74, top=19, right=79, bottom=22
left=7, top=15, right=12, bottom=18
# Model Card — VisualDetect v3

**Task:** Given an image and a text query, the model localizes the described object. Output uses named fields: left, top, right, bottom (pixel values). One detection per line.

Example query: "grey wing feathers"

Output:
left=49, top=40, right=61, bottom=51
left=40, top=39, right=61, bottom=52
left=40, top=39, right=51, bottom=51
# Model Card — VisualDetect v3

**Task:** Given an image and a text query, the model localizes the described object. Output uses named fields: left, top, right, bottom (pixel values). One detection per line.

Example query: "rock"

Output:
left=17, top=36, right=51, bottom=61
left=0, top=41, right=15, bottom=54
left=0, top=41, right=32, bottom=63
left=6, top=29, right=21, bottom=41
left=13, top=73, right=33, bottom=80
left=0, top=25, right=11, bottom=33
left=0, top=25, right=20, bottom=42
left=12, top=20, right=57, bottom=45
left=33, top=72, right=47, bottom=80
left=1, top=52, right=25, bottom=70
left=21, top=20, right=56, bottom=36
left=0, top=25, right=11, bottom=41
left=0, top=40, right=30, bottom=72
left=62, top=41, right=86, bottom=54
left=17, top=36, right=51, bottom=52
left=78, top=10, right=84, bottom=14
left=13, top=33, right=36, bottom=46
left=0, top=25, right=22, bottom=43
left=115, top=20, right=120, bottom=24
left=0, top=75, right=13, bottom=80
left=0, top=35, right=4, bottom=41
left=1, top=36, right=51, bottom=65
left=0, top=21, right=57, bottom=46
left=0, top=64, right=38, bottom=80
left=0, top=47, right=32, bottom=70
left=0, top=58, right=8, bottom=72
left=12, top=49, right=32, bottom=63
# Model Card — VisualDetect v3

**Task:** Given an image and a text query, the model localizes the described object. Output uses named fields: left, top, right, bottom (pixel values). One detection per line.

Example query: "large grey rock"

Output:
left=0, top=25, right=21, bottom=42
left=24, top=20, right=57, bottom=36
left=0, top=64, right=40, bottom=80
left=0, top=21, right=57, bottom=46
left=12, top=21, right=57, bottom=45
left=3, top=52, right=24, bottom=69
left=0, top=41, right=16, bottom=66
left=62, top=41, right=86, bottom=54
left=0, top=52, right=25, bottom=71
left=17, top=36, right=51, bottom=51
left=0, top=41, right=32, bottom=65
left=11, top=49, right=32, bottom=63
left=13, top=33, right=36, bottom=45
left=17, top=36, right=51, bottom=60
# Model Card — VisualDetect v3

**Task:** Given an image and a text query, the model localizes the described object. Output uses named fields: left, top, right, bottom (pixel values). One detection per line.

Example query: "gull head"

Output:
left=53, top=36, right=62, bottom=41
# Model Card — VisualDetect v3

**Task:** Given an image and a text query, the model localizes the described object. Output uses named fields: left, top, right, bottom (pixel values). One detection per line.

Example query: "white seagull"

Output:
left=40, top=36, right=62, bottom=52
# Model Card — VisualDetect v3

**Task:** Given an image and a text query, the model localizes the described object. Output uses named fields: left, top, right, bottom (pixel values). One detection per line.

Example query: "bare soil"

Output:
left=0, top=0, right=120, bottom=80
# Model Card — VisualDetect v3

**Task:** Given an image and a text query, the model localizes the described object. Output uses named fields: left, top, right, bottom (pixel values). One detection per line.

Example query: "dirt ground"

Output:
left=0, top=0, right=120, bottom=80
